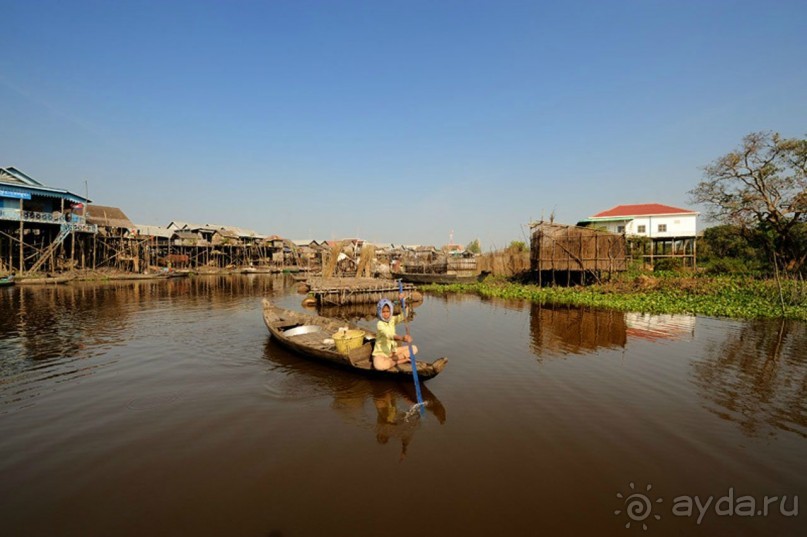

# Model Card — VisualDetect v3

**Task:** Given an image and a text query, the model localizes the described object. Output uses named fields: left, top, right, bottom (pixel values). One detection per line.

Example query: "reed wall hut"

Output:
left=402, top=245, right=440, bottom=273
left=290, top=239, right=322, bottom=269
left=530, top=221, right=627, bottom=285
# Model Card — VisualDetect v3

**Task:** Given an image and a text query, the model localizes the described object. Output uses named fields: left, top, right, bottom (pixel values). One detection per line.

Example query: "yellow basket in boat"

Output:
left=333, top=329, right=365, bottom=354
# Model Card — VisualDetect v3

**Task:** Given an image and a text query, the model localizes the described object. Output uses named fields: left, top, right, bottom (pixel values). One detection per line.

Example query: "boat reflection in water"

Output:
left=262, top=338, right=446, bottom=461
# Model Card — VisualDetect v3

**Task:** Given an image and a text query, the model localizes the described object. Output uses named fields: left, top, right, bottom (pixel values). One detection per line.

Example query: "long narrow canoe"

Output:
left=262, top=299, right=447, bottom=379
left=391, top=271, right=486, bottom=284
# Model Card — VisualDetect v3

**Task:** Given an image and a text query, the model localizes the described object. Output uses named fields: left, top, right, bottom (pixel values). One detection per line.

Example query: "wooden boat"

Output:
left=240, top=266, right=276, bottom=274
left=166, top=269, right=195, bottom=278
left=12, top=275, right=70, bottom=285
left=0, top=274, right=15, bottom=287
left=262, top=299, right=447, bottom=379
left=391, top=271, right=486, bottom=284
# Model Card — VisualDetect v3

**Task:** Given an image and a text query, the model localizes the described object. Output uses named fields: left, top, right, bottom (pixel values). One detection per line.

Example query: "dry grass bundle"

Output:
left=356, top=244, right=376, bottom=277
left=322, top=241, right=347, bottom=277
left=478, top=251, right=530, bottom=277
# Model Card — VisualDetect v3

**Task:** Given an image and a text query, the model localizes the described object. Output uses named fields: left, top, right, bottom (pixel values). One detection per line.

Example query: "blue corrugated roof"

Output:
left=0, top=182, right=89, bottom=203
left=0, top=167, right=90, bottom=204
left=3, top=167, right=45, bottom=186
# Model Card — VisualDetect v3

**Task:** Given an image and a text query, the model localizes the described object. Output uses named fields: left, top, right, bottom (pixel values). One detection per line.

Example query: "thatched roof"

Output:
left=86, top=205, right=134, bottom=229
left=225, top=226, right=265, bottom=239
left=216, top=228, right=241, bottom=239
left=174, top=231, right=201, bottom=240
left=134, top=224, right=173, bottom=239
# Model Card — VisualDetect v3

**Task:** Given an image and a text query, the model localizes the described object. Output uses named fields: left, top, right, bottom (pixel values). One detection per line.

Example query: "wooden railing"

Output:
left=0, top=208, right=97, bottom=233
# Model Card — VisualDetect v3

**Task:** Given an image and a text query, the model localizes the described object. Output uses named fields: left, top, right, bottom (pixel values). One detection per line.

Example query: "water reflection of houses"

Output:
left=692, top=320, right=807, bottom=438
left=529, top=306, right=698, bottom=358
left=529, top=304, right=627, bottom=358
left=625, top=312, right=696, bottom=342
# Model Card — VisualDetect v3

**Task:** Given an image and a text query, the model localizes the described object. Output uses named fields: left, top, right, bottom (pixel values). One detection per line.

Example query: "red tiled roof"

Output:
left=591, top=204, right=696, bottom=218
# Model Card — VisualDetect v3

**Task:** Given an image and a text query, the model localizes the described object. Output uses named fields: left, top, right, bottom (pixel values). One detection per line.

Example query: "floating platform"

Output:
left=303, top=277, right=419, bottom=306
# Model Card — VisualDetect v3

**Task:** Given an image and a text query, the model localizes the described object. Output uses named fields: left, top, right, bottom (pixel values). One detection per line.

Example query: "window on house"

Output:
left=617, top=225, right=625, bottom=233
left=658, top=224, right=667, bottom=232
left=637, top=225, right=646, bottom=233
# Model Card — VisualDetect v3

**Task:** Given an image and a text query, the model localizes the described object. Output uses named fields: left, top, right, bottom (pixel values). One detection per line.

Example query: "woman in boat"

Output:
left=372, top=295, right=418, bottom=371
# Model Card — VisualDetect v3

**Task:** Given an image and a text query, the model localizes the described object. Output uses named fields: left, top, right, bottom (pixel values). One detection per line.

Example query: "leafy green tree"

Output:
left=690, top=131, right=807, bottom=274
left=507, top=240, right=527, bottom=253
left=466, top=239, right=481, bottom=254
left=702, top=224, right=757, bottom=259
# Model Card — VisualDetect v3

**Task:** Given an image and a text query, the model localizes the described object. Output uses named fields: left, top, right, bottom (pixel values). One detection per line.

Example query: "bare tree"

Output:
left=690, top=131, right=807, bottom=273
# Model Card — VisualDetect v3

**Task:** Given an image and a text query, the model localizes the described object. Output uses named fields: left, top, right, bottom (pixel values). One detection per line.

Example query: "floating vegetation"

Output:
left=421, top=274, right=807, bottom=321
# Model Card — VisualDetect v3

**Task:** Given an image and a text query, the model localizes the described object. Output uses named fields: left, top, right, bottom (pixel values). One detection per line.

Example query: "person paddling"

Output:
left=372, top=295, right=418, bottom=371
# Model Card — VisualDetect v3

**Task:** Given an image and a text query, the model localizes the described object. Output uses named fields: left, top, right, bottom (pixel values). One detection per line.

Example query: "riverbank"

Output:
left=12, top=268, right=211, bottom=284
left=10, top=267, right=313, bottom=285
left=421, top=274, right=807, bottom=321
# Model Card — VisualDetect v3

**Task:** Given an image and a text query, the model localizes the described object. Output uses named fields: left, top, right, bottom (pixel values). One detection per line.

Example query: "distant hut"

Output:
left=173, top=230, right=204, bottom=246
left=211, top=228, right=241, bottom=246
left=529, top=221, right=627, bottom=285
left=290, top=239, right=319, bottom=268
left=403, top=245, right=441, bottom=273
left=262, top=235, right=288, bottom=266
left=86, top=205, right=134, bottom=236
left=132, top=224, right=174, bottom=268
left=85, top=205, right=137, bottom=270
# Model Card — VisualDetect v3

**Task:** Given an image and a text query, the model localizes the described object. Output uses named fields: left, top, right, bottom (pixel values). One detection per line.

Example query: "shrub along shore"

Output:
left=421, top=273, right=807, bottom=321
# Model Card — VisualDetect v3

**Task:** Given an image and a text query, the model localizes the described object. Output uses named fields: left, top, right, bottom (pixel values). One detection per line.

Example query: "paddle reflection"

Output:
left=262, top=338, right=446, bottom=461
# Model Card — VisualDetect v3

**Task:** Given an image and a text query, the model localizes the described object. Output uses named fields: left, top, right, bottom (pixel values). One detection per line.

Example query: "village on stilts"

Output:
left=1, top=166, right=706, bottom=306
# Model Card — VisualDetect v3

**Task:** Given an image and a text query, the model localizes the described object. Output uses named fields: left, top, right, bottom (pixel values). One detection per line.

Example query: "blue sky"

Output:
left=2, top=0, right=805, bottom=249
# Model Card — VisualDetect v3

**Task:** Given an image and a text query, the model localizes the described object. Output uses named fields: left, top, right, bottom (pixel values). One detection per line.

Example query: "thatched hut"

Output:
left=529, top=221, right=627, bottom=285
left=85, top=205, right=138, bottom=270
left=85, top=205, right=134, bottom=236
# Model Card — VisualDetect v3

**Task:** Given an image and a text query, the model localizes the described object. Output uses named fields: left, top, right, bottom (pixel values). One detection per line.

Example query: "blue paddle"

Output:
left=398, top=279, right=425, bottom=416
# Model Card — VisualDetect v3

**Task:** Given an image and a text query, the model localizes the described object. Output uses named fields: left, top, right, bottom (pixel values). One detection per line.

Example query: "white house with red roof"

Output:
left=579, top=203, right=698, bottom=238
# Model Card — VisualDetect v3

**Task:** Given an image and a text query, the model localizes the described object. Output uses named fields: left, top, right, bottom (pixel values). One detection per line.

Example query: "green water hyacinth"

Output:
left=421, top=275, right=807, bottom=321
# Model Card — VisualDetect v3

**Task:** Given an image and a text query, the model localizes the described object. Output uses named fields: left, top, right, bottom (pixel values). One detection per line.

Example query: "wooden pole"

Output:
left=70, top=214, right=75, bottom=270
left=566, top=229, right=571, bottom=285
left=18, top=199, right=24, bottom=273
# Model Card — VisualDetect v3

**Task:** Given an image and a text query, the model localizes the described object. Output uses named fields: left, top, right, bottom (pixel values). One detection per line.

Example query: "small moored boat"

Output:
left=262, top=299, right=447, bottom=379
left=0, top=274, right=15, bottom=287
left=391, top=271, right=486, bottom=284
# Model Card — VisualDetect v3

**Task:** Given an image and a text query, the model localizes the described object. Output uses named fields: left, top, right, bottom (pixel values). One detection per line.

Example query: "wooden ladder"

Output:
left=27, top=224, right=72, bottom=274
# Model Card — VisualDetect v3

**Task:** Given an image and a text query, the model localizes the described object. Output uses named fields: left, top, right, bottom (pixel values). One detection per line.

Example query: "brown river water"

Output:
left=0, top=275, right=805, bottom=536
